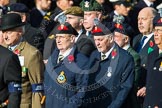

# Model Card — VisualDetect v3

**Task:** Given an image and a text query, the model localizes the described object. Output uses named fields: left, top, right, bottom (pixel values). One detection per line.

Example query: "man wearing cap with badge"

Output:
left=8, top=3, right=45, bottom=54
left=142, top=4, right=162, bottom=108
left=107, top=0, right=132, bottom=24
left=84, top=20, right=134, bottom=108
left=44, top=22, right=89, bottom=108
left=0, top=13, right=44, bottom=108
left=113, top=23, right=141, bottom=108
left=43, top=6, right=96, bottom=62
left=65, top=6, right=96, bottom=56
left=80, top=0, right=104, bottom=37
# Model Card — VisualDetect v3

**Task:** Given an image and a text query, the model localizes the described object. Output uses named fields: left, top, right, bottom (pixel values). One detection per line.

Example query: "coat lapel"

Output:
left=108, top=43, right=119, bottom=78
left=13, top=41, right=26, bottom=55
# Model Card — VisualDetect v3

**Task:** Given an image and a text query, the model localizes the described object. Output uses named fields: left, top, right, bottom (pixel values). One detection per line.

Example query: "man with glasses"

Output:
left=44, top=22, right=89, bottom=108
left=142, top=4, right=162, bottom=108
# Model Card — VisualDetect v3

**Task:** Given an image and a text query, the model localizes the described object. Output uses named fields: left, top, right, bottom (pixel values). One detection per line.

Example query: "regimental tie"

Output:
left=8, top=46, right=12, bottom=51
left=136, top=36, right=147, bottom=53
left=58, top=55, right=64, bottom=63
left=101, top=54, right=106, bottom=60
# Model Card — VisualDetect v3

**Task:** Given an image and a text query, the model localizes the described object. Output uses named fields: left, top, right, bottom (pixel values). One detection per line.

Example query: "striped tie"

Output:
left=101, top=54, right=106, bottom=60
left=58, top=55, right=64, bottom=63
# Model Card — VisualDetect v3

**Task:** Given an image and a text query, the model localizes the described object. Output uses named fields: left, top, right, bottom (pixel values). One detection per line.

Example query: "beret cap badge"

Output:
left=84, top=1, right=90, bottom=8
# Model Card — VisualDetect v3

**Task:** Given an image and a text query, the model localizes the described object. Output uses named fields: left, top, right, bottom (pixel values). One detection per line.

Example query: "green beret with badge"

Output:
left=65, top=6, right=84, bottom=17
left=79, top=0, right=103, bottom=11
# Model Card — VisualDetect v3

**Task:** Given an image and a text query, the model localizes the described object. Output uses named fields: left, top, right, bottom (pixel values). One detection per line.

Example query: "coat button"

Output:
left=153, top=67, right=157, bottom=70
left=142, top=64, right=146, bottom=67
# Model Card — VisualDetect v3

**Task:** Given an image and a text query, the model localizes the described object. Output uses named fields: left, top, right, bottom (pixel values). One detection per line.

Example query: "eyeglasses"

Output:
left=153, top=29, right=162, bottom=34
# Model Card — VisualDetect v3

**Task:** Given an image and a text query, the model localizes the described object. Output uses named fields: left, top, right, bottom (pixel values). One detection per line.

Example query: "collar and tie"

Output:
left=58, top=54, right=64, bottom=63
left=136, top=36, right=147, bottom=53
left=101, top=54, right=106, bottom=60
left=87, top=31, right=92, bottom=37
left=8, top=47, right=12, bottom=51
left=150, top=4, right=154, bottom=8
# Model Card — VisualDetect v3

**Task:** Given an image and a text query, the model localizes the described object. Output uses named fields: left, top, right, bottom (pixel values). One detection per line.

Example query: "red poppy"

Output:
left=92, top=27, right=102, bottom=33
left=149, top=41, right=154, bottom=47
left=58, top=25, right=68, bottom=30
left=68, top=55, right=74, bottom=62
left=14, top=49, right=20, bottom=55
left=157, top=18, right=162, bottom=23
left=115, top=23, right=123, bottom=29
left=111, top=49, right=117, bottom=59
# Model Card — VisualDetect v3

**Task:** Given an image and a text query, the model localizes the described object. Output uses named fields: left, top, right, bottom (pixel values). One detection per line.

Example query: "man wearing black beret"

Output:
left=44, top=22, right=89, bottom=108
left=114, top=23, right=141, bottom=108
left=84, top=20, right=134, bottom=108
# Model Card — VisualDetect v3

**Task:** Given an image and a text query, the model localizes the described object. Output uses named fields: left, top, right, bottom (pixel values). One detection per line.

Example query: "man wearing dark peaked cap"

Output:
left=107, top=0, right=132, bottom=27
left=84, top=20, right=134, bottom=108
left=8, top=3, right=45, bottom=54
left=0, top=13, right=44, bottom=108
left=44, top=22, right=89, bottom=108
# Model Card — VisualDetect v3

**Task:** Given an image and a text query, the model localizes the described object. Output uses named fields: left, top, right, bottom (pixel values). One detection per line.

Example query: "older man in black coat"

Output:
left=143, top=6, right=162, bottom=108
left=0, top=45, right=22, bottom=108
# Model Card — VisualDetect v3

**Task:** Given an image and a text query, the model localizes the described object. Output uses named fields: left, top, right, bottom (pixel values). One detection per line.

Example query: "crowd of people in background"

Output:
left=0, top=0, right=162, bottom=108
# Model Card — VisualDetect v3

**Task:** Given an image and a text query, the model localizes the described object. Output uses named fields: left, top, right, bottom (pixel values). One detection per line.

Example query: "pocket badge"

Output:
left=57, top=71, right=66, bottom=84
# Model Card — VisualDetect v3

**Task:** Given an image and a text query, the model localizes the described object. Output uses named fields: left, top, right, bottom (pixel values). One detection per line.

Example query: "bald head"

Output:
left=138, top=7, right=157, bottom=35
left=139, top=7, right=157, bottom=18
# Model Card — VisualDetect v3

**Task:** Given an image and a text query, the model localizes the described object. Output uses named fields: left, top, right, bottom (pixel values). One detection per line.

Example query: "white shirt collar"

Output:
left=159, top=49, right=162, bottom=54
left=142, top=32, right=154, bottom=48
left=58, top=47, right=73, bottom=59
left=9, top=37, right=23, bottom=51
left=38, top=9, right=47, bottom=16
left=123, top=44, right=130, bottom=50
left=75, top=29, right=83, bottom=42
left=114, top=10, right=119, bottom=15
left=101, top=44, right=115, bottom=60
left=144, top=0, right=153, bottom=7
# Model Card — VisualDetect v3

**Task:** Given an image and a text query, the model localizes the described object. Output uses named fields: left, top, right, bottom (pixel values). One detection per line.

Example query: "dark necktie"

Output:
left=101, top=54, right=106, bottom=60
left=136, top=36, right=147, bottom=53
left=87, top=31, right=92, bottom=37
left=58, top=55, right=64, bottom=63
left=150, top=4, right=154, bottom=8
left=8, top=47, right=12, bottom=51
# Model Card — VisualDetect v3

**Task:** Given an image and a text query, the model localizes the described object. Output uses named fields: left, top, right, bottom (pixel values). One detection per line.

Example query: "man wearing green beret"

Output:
left=80, top=0, right=104, bottom=37
left=65, top=6, right=96, bottom=57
